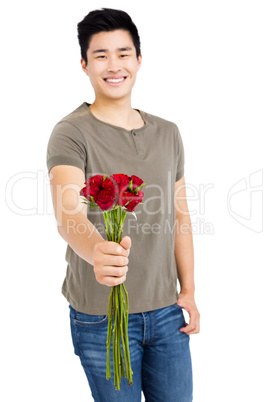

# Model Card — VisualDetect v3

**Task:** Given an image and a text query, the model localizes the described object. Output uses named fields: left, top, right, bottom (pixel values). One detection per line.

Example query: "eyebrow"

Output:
left=91, top=46, right=133, bottom=54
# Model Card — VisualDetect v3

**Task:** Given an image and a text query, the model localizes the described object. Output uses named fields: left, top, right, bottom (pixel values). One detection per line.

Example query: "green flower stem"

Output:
left=114, top=209, right=118, bottom=243
left=106, top=287, right=114, bottom=380
left=117, top=209, right=126, bottom=243
left=117, top=206, right=120, bottom=234
left=106, top=210, right=114, bottom=236
left=114, top=286, right=119, bottom=389
left=112, top=210, right=115, bottom=242
left=120, top=350, right=125, bottom=378
left=122, top=284, right=132, bottom=384
left=115, top=285, right=122, bottom=390
left=113, top=286, right=117, bottom=388
left=103, top=212, right=109, bottom=238
left=105, top=207, right=133, bottom=390
left=117, top=288, right=121, bottom=381
left=119, top=285, right=129, bottom=379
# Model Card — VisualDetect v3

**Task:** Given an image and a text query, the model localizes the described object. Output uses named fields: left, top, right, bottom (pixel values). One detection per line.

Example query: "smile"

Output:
left=103, top=77, right=127, bottom=86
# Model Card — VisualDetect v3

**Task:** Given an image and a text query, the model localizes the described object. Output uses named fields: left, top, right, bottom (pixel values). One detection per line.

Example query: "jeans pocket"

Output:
left=73, top=309, right=108, bottom=326
left=172, top=302, right=183, bottom=310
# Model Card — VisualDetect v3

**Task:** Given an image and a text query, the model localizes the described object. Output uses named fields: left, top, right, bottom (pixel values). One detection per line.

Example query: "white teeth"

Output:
left=106, top=77, right=125, bottom=83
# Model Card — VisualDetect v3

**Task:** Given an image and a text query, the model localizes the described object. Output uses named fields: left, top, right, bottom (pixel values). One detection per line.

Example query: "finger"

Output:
left=120, top=236, right=131, bottom=251
left=180, top=321, right=199, bottom=334
left=180, top=324, right=194, bottom=334
left=182, top=327, right=200, bottom=335
left=101, top=254, right=129, bottom=267
left=98, top=241, right=129, bottom=257
left=102, top=274, right=127, bottom=287
left=102, top=265, right=128, bottom=277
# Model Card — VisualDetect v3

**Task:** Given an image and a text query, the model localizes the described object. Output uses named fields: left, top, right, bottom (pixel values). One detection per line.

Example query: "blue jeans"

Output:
left=69, top=303, right=193, bottom=401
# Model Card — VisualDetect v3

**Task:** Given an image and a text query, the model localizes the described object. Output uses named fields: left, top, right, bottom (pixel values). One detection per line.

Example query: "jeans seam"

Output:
left=71, top=315, right=83, bottom=358
left=146, top=311, right=157, bottom=344
left=141, top=312, right=146, bottom=345
left=74, top=316, right=108, bottom=326
left=153, top=311, right=156, bottom=342
left=70, top=306, right=85, bottom=358
left=141, top=312, right=157, bottom=345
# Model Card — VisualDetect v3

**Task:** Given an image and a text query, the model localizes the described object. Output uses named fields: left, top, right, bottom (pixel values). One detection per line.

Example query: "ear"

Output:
left=137, top=54, right=142, bottom=71
left=81, top=58, right=89, bottom=76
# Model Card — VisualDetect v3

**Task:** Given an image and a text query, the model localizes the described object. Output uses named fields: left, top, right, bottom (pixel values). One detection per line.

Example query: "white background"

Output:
left=1, top=0, right=267, bottom=401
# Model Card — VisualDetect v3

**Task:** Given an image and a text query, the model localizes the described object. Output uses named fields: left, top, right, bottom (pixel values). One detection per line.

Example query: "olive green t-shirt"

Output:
left=46, top=102, right=185, bottom=314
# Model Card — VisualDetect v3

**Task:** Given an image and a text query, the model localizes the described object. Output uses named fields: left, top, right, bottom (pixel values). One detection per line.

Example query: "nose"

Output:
left=107, top=55, right=122, bottom=72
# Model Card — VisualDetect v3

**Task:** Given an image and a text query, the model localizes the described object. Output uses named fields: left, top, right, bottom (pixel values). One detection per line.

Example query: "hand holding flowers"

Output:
left=92, top=236, right=131, bottom=287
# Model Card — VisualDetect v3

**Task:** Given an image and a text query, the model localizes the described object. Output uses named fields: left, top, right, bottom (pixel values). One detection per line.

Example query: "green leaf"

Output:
left=81, top=196, right=90, bottom=203
left=134, top=182, right=147, bottom=192
left=130, top=211, right=137, bottom=220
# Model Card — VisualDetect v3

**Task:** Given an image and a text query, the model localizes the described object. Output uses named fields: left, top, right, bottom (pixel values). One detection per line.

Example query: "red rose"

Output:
left=123, top=190, right=144, bottom=212
left=79, top=175, right=103, bottom=200
left=111, top=174, right=130, bottom=192
left=111, top=174, right=130, bottom=204
left=112, top=174, right=130, bottom=189
left=95, top=190, right=115, bottom=210
left=94, top=177, right=116, bottom=210
left=117, top=190, right=129, bottom=207
left=79, top=186, right=90, bottom=200
left=130, top=175, right=144, bottom=190
left=80, top=175, right=116, bottom=210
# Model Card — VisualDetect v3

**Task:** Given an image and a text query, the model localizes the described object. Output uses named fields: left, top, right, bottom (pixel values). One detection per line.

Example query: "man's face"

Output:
left=81, top=29, right=142, bottom=102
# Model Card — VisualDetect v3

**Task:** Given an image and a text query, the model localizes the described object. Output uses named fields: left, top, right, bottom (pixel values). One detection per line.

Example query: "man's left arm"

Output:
left=174, top=175, right=200, bottom=334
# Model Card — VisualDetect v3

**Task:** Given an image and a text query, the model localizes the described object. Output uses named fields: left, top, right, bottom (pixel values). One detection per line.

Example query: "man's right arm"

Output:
left=49, top=165, right=130, bottom=286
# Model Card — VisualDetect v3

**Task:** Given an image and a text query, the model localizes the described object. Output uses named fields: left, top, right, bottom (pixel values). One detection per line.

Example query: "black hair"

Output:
left=77, top=8, right=141, bottom=64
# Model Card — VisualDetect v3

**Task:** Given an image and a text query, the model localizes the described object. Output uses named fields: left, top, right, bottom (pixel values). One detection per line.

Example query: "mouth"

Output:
left=103, top=76, right=128, bottom=86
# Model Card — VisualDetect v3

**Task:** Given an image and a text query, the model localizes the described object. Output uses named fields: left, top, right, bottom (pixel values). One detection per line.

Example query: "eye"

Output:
left=97, top=55, right=106, bottom=59
left=120, top=54, right=128, bottom=58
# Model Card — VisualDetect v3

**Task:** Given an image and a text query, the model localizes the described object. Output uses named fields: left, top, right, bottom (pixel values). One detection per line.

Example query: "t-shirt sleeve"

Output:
left=46, top=121, right=87, bottom=173
left=175, top=124, right=185, bottom=181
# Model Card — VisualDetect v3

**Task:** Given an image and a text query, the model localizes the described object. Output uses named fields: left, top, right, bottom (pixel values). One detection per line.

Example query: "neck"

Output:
left=89, top=96, right=136, bottom=127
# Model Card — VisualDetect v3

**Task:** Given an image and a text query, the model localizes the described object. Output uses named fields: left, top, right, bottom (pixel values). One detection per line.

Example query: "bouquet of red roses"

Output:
left=80, top=173, right=146, bottom=391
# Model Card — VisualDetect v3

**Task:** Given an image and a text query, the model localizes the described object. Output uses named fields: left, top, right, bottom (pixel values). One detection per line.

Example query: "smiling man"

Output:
left=47, top=8, right=199, bottom=402
left=81, top=28, right=143, bottom=129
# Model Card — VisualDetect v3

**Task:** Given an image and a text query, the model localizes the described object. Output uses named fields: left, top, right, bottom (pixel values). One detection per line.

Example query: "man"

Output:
left=47, top=7, right=200, bottom=402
